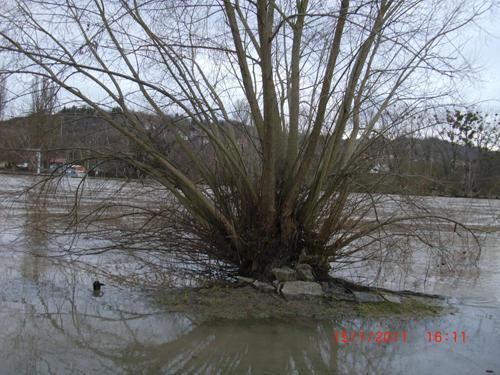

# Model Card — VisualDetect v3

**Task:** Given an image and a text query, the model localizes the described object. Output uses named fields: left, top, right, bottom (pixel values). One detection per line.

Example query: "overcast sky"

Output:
left=1, top=1, right=498, bottom=118
left=465, top=13, right=500, bottom=111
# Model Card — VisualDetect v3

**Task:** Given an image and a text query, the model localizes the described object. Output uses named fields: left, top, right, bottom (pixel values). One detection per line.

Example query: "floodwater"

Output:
left=0, top=175, right=499, bottom=374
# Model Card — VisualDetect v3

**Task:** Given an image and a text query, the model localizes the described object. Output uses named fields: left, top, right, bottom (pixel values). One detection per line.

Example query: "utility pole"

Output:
left=26, top=148, right=41, bottom=174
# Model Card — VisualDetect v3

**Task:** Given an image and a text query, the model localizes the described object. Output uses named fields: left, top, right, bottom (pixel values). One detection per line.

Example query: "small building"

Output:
left=49, top=158, right=66, bottom=172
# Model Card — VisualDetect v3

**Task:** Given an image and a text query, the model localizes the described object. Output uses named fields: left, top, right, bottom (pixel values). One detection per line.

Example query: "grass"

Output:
left=154, top=285, right=447, bottom=324
left=356, top=300, right=443, bottom=318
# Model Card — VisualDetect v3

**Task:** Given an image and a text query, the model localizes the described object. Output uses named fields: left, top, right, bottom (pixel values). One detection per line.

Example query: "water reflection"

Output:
left=1, top=175, right=499, bottom=374
left=0, top=273, right=195, bottom=375
left=92, top=290, right=104, bottom=298
left=1, top=260, right=499, bottom=375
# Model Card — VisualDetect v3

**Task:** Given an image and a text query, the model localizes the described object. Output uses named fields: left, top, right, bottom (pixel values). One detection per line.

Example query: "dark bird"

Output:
left=93, top=281, right=105, bottom=291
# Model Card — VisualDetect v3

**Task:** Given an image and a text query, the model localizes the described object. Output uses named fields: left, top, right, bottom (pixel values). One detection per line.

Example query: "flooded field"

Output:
left=0, top=174, right=499, bottom=374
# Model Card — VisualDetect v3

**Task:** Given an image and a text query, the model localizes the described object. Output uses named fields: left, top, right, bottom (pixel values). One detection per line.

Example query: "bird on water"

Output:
left=93, top=281, right=105, bottom=291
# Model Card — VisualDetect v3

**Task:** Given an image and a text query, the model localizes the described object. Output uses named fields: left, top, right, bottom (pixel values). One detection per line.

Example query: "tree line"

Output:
left=2, top=106, right=499, bottom=199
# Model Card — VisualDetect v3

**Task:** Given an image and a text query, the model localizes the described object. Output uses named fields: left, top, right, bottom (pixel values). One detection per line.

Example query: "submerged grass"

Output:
left=154, top=284, right=446, bottom=324
left=356, top=300, right=443, bottom=318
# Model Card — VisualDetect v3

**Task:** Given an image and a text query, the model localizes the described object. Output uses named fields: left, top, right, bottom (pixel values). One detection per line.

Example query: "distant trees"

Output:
left=25, top=77, right=60, bottom=168
left=437, top=109, right=500, bottom=196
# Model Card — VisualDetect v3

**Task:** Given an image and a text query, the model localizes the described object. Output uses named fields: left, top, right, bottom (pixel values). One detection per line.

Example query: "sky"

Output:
left=463, top=12, right=500, bottom=111
left=1, top=1, right=499, bottom=118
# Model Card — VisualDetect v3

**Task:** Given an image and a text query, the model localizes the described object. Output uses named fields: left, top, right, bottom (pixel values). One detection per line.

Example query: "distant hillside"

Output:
left=1, top=109, right=499, bottom=197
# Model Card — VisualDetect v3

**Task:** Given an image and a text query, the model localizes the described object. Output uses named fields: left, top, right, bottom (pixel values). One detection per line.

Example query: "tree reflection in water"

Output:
left=0, top=176, right=499, bottom=374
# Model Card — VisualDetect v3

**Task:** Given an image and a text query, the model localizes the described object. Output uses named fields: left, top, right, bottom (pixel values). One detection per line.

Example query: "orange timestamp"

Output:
left=427, top=332, right=465, bottom=342
left=334, top=331, right=406, bottom=343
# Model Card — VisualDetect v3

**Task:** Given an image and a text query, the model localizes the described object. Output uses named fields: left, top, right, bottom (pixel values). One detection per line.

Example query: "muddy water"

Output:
left=0, top=175, right=499, bottom=374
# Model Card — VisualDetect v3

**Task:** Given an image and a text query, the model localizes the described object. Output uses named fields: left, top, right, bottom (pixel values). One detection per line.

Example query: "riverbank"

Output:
left=153, top=280, right=449, bottom=324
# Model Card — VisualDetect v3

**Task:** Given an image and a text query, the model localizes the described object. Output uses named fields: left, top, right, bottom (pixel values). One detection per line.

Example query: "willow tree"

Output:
left=0, top=0, right=488, bottom=279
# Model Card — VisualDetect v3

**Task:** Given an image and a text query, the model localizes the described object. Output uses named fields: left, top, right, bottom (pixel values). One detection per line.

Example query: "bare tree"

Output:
left=27, top=76, right=60, bottom=167
left=0, top=73, right=7, bottom=120
left=30, top=76, right=57, bottom=116
left=0, top=0, right=491, bottom=279
left=437, top=108, right=500, bottom=197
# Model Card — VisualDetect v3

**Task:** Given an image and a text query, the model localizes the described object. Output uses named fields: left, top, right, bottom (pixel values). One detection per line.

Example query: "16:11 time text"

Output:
left=427, top=332, right=465, bottom=342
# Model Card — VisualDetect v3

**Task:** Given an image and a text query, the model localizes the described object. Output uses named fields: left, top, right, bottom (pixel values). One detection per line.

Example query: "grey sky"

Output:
left=466, top=13, right=500, bottom=109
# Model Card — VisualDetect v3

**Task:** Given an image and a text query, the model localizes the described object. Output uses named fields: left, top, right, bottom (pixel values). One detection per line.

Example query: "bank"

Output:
left=154, top=274, right=449, bottom=324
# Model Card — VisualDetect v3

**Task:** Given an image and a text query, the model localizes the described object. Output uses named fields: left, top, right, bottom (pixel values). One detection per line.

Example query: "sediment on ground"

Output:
left=153, top=275, right=449, bottom=323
